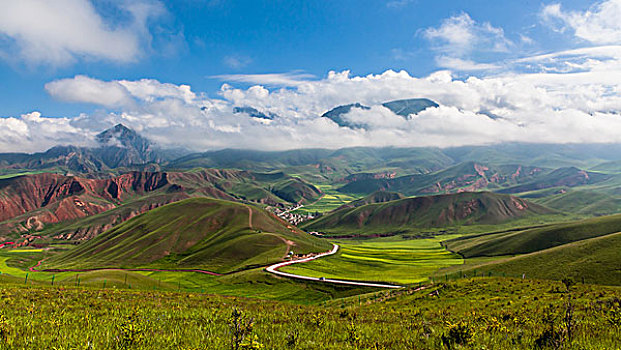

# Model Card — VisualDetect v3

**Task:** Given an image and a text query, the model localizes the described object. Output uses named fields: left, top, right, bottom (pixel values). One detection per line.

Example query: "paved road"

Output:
left=266, top=244, right=403, bottom=289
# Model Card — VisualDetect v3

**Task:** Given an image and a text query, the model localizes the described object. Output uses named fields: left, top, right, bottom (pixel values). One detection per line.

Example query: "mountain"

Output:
left=338, top=161, right=609, bottom=196
left=170, top=147, right=454, bottom=181
left=444, top=143, right=621, bottom=169
left=381, top=98, right=439, bottom=117
left=233, top=106, right=279, bottom=120
left=0, top=124, right=186, bottom=174
left=44, top=198, right=332, bottom=273
left=0, top=169, right=321, bottom=238
left=94, top=124, right=161, bottom=167
left=320, top=98, right=438, bottom=129
left=496, top=167, right=610, bottom=194
left=321, top=103, right=371, bottom=128
left=303, top=192, right=552, bottom=235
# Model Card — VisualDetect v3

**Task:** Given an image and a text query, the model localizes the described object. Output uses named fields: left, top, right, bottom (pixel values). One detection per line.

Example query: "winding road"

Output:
left=265, top=244, right=403, bottom=289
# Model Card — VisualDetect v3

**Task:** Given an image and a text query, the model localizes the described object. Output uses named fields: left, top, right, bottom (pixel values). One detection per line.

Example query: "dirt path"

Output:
left=263, top=232, right=295, bottom=258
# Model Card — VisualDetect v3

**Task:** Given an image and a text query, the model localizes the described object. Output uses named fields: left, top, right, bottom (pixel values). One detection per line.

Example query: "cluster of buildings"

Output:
left=267, top=205, right=317, bottom=225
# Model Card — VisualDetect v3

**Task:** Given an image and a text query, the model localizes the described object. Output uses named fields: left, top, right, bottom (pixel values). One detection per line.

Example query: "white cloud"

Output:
left=422, top=12, right=513, bottom=73
left=223, top=55, right=252, bottom=69
left=423, top=13, right=512, bottom=57
left=0, top=112, right=96, bottom=153
left=0, top=0, right=165, bottom=66
left=44, top=75, right=197, bottom=108
left=542, top=0, right=621, bottom=44
left=13, top=55, right=618, bottom=153
left=45, top=76, right=135, bottom=108
left=212, top=71, right=317, bottom=87
left=435, top=56, right=502, bottom=71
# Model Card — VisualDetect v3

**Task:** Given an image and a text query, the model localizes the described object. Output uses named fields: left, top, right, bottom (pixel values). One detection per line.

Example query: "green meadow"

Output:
left=280, top=235, right=464, bottom=284
left=0, top=277, right=619, bottom=349
left=292, top=185, right=362, bottom=215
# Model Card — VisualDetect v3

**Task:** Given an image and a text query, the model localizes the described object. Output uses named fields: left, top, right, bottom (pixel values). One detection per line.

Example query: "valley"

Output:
left=3, top=126, right=621, bottom=349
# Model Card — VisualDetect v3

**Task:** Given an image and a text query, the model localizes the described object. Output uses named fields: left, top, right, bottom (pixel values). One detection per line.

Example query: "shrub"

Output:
left=229, top=309, right=255, bottom=350
left=441, top=321, right=475, bottom=349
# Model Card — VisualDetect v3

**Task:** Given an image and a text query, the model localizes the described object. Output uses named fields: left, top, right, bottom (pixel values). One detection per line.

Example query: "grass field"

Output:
left=445, top=212, right=621, bottom=258
left=0, top=277, right=620, bottom=349
left=0, top=247, right=374, bottom=304
left=280, top=235, right=464, bottom=284
left=446, top=231, right=621, bottom=286
left=292, top=184, right=361, bottom=215
left=0, top=170, right=51, bottom=179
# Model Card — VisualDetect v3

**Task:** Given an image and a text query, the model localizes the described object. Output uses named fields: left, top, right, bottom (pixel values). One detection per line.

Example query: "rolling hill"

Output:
left=169, top=146, right=454, bottom=181
left=44, top=198, right=331, bottom=273
left=303, top=192, right=552, bottom=235
left=0, top=169, right=320, bottom=238
left=338, top=161, right=610, bottom=197
left=455, top=231, right=621, bottom=286
left=445, top=212, right=621, bottom=258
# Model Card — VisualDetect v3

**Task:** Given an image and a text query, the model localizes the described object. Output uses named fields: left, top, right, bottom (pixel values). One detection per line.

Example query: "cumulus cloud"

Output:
left=44, top=75, right=197, bottom=108
left=0, top=0, right=165, bottom=65
left=422, top=12, right=512, bottom=71
left=542, top=0, right=621, bottom=45
left=4, top=55, right=615, bottom=153
left=423, top=13, right=512, bottom=57
left=212, top=71, right=317, bottom=87
left=0, top=112, right=96, bottom=153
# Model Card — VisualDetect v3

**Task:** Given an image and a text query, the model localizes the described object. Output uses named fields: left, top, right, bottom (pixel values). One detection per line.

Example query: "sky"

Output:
left=1, top=0, right=621, bottom=152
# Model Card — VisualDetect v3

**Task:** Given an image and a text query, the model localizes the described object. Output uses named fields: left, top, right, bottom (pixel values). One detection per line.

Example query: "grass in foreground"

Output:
left=0, top=278, right=620, bottom=349
left=280, top=235, right=464, bottom=284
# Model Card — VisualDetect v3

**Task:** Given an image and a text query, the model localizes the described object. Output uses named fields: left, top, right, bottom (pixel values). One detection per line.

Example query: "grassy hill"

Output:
left=532, top=189, right=621, bottom=217
left=338, top=161, right=612, bottom=197
left=454, top=231, right=621, bottom=285
left=45, top=198, right=331, bottom=273
left=446, top=212, right=621, bottom=258
left=0, top=169, right=321, bottom=239
left=303, top=192, right=552, bottom=235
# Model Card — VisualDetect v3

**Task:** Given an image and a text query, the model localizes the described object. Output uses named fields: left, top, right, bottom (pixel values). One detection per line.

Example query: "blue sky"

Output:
left=2, top=0, right=621, bottom=152
left=0, top=0, right=590, bottom=116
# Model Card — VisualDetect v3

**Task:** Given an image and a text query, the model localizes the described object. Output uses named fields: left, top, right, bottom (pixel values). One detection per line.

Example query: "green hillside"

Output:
left=45, top=198, right=331, bottom=273
left=455, top=231, right=621, bottom=285
left=446, top=212, right=621, bottom=258
left=338, top=190, right=405, bottom=209
left=303, top=192, right=552, bottom=235
left=532, top=189, right=621, bottom=216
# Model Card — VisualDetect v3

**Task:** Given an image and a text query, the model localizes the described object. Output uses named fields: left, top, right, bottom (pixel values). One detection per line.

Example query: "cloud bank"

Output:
left=0, top=0, right=165, bottom=65
left=2, top=56, right=621, bottom=153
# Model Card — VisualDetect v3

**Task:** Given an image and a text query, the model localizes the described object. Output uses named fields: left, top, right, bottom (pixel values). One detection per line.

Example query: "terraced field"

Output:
left=0, top=247, right=371, bottom=304
left=280, top=235, right=463, bottom=284
left=292, top=184, right=361, bottom=215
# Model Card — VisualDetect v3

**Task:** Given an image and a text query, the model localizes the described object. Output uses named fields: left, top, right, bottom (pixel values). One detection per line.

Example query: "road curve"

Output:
left=266, top=244, right=403, bottom=289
